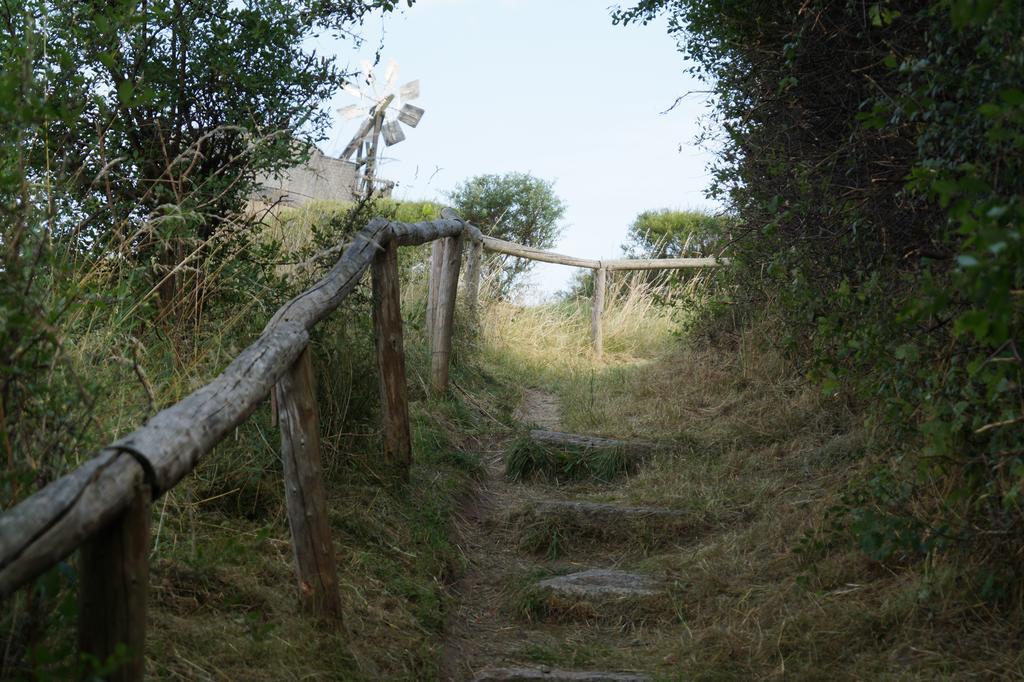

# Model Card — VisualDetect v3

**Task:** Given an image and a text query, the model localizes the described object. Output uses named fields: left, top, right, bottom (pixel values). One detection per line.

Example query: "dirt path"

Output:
left=439, top=388, right=662, bottom=681
left=439, top=389, right=562, bottom=681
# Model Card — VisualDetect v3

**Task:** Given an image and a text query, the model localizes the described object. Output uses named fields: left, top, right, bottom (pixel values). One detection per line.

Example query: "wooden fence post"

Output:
left=371, top=239, right=412, bottom=481
left=464, top=239, right=483, bottom=327
left=591, top=266, right=606, bottom=359
left=276, top=346, right=342, bottom=621
left=430, top=235, right=464, bottom=396
left=78, top=476, right=150, bottom=682
left=425, top=240, right=443, bottom=340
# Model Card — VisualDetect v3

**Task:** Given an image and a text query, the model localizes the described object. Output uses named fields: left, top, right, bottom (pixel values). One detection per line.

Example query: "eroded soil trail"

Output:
left=440, top=388, right=667, bottom=682
left=440, top=389, right=560, bottom=681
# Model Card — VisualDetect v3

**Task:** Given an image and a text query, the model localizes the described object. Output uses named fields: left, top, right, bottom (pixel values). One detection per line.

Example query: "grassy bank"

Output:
left=1, top=202, right=512, bottom=680
left=475, top=279, right=1024, bottom=678
left=141, top=387, right=494, bottom=680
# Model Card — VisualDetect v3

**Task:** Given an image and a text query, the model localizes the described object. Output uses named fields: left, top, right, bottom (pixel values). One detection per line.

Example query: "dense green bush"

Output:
left=616, top=0, right=1023, bottom=588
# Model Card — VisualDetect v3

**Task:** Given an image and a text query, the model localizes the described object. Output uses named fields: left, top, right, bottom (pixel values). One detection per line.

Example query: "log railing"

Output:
left=0, top=210, right=722, bottom=679
left=466, top=232, right=727, bottom=359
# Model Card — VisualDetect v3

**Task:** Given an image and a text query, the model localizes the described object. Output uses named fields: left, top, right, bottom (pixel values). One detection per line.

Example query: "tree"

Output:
left=622, top=209, right=731, bottom=259
left=6, top=0, right=408, bottom=314
left=0, top=0, right=408, bottom=499
left=448, top=172, right=566, bottom=299
left=561, top=208, right=731, bottom=299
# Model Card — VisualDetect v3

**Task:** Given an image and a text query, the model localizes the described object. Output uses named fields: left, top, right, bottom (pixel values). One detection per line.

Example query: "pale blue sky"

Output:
left=319, top=0, right=718, bottom=297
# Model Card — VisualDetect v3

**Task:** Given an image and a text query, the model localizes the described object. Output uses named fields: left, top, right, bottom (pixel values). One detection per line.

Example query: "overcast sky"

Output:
left=317, top=0, right=719, bottom=298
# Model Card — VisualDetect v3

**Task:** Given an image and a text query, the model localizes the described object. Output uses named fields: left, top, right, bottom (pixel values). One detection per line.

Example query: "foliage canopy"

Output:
left=0, top=0, right=409, bottom=510
left=622, top=208, right=731, bottom=259
left=448, top=172, right=566, bottom=299
left=616, top=0, right=1024, bottom=591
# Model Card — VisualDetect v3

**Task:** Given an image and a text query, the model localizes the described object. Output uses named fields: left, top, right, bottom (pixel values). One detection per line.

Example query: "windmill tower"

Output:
left=338, top=60, right=425, bottom=197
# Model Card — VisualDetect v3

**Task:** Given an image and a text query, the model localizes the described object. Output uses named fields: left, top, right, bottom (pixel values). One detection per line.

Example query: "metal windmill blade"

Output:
left=382, top=120, right=406, bottom=146
left=341, top=83, right=366, bottom=100
left=359, top=59, right=376, bottom=86
left=397, top=103, right=424, bottom=128
left=384, top=60, right=400, bottom=90
left=338, top=104, right=369, bottom=120
left=399, top=80, right=420, bottom=102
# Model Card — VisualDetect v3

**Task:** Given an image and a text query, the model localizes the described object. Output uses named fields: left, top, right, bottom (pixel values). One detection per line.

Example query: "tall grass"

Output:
left=474, top=266, right=1024, bottom=677
left=0, top=199, right=489, bottom=680
left=480, top=271, right=679, bottom=384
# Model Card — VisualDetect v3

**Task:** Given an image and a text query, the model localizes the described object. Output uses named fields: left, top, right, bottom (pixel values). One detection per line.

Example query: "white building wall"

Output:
left=256, top=149, right=360, bottom=206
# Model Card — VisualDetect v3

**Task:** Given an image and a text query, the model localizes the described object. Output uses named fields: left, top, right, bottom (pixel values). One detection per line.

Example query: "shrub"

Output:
left=615, top=0, right=1024, bottom=586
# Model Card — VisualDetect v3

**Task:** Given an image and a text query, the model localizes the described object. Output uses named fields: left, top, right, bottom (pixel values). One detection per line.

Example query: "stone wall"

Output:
left=256, top=149, right=360, bottom=206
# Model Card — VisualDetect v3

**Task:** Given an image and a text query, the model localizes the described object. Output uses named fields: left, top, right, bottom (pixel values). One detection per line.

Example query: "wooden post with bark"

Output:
left=591, top=266, right=607, bottom=359
left=464, top=239, right=483, bottom=325
left=276, top=346, right=342, bottom=621
left=78, top=477, right=150, bottom=682
left=371, top=239, right=412, bottom=481
left=430, top=234, right=464, bottom=396
left=426, top=239, right=443, bottom=340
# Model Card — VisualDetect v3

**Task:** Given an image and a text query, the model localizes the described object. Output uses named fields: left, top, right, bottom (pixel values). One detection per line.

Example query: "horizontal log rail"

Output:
left=0, top=209, right=723, bottom=679
left=477, top=233, right=728, bottom=271
left=472, top=232, right=727, bottom=359
left=478, top=234, right=601, bottom=269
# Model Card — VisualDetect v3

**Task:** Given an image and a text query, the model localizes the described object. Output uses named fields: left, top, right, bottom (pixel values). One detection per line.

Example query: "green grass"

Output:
left=473, top=285, right=1024, bottom=678
left=517, top=516, right=569, bottom=559
left=0, top=199, right=508, bottom=680
left=505, top=437, right=638, bottom=484
left=139, top=391, right=487, bottom=681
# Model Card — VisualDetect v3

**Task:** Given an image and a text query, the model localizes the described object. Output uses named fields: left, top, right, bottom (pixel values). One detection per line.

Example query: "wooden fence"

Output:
left=0, top=210, right=721, bottom=680
left=466, top=233, right=723, bottom=359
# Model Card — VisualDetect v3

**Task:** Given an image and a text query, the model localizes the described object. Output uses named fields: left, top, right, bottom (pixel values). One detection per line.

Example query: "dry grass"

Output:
left=480, top=272, right=677, bottom=384
left=475, top=281, right=1024, bottom=679
left=0, top=199, right=494, bottom=680
left=142, top=401, right=482, bottom=680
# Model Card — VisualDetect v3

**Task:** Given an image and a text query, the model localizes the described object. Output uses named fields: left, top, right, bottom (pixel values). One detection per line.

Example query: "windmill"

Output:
left=337, top=59, right=425, bottom=197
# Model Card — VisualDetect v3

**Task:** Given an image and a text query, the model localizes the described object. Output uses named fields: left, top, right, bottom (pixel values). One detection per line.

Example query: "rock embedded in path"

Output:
left=528, top=569, right=674, bottom=623
left=532, top=500, right=685, bottom=521
left=537, top=569, right=664, bottom=598
left=532, top=493, right=684, bottom=520
left=528, top=430, right=655, bottom=453
left=471, top=667, right=651, bottom=682
left=516, top=389, right=564, bottom=430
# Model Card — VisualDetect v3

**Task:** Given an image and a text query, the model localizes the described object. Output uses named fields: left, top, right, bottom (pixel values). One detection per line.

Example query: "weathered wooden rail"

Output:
left=459, top=232, right=726, bottom=359
left=0, top=210, right=721, bottom=679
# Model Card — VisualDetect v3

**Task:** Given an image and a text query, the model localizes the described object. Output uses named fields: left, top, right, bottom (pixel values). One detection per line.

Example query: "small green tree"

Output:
left=560, top=209, right=730, bottom=300
left=448, top=172, right=566, bottom=299
left=623, top=208, right=732, bottom=259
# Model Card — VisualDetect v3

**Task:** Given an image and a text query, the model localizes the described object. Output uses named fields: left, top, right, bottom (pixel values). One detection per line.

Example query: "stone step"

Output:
left=539, top=569, right=664, bottom=598
left=471, top=667, right=650, bottom=682
left=515, top=389, right=564, bottom=431
left=526, top=569, right=673, bottom=624
left=528, top=430, right=656, bottom=452
left=513, top=500, right=694, bottom=556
